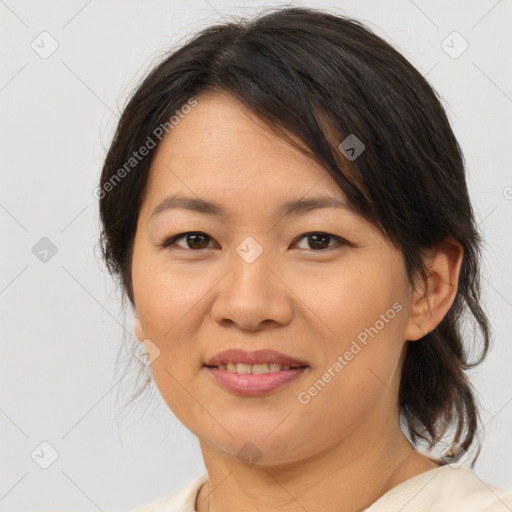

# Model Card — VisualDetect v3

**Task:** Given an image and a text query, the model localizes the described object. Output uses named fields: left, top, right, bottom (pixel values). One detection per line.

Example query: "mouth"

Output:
left=204, top=362, right=308, bottom=373
left=204, top=348, right=309, bottom=369
left=203, top=348, right=310, bottom=396
left=203, top=361, right=309, bottom=396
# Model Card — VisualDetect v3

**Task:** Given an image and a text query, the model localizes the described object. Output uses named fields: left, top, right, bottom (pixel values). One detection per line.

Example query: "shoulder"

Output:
left=366, top=463, right=512, bottom=512
left=130, top=473, right=208, bottom=512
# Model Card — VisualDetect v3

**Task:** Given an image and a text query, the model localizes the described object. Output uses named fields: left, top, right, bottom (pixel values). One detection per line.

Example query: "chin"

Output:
left=199, top=428, right=311, bottom=467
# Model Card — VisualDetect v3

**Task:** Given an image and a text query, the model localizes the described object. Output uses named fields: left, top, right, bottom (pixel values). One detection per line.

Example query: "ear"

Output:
left=134, top=316, right=145, bottom=342
left=404, top=236, right=464, bottom=341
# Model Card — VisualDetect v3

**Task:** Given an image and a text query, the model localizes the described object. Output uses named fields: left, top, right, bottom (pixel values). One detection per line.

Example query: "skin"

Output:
left=131, top=91, right=464, bottom=512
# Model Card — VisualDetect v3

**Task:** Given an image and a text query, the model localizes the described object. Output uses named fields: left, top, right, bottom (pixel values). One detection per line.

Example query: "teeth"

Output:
left=237, top=363, right=252, bottom=374
left=215, top=362, right=296, bottom=373
left=251, top=363, right=269, bottom=374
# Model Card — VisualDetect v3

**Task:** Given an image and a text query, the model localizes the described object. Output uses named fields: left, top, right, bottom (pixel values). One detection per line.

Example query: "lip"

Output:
left=203, top=348, right=309, bottom=397
left=204, top=348, right=309, bottom=367
left=204, top=366, right=308, bottom=396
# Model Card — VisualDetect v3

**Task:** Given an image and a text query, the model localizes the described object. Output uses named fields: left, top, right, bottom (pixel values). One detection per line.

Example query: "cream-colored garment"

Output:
left=131, top=464, right=512, bottom=512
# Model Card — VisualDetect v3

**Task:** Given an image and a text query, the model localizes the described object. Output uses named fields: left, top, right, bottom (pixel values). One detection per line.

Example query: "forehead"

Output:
left=142, top=92, right=350, bottom=218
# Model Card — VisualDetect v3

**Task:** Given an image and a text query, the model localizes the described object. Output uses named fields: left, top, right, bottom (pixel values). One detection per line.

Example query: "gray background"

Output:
left=1, top=0, right=511, bottom=511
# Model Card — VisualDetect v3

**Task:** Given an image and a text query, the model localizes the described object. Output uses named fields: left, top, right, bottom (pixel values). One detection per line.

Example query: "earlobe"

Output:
left=134, top=316, right=144, bottom=342
left=404, top=236, right=464, bottom=341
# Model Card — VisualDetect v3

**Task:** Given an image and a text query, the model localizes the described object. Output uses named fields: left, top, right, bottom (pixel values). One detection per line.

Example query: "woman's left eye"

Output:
left=294, top=232, right=346, bottom=251
left=159, top=231, right=347, bottom=252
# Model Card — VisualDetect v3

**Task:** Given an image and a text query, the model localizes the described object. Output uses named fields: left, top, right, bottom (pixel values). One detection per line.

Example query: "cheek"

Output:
left=131, top=254, right=225, bottom=405
left=299, top=263, right=408, bottom=401
left=295, top=304, right=406, bottom=441
left=132, top=249, right=215, bottom=337
left=300, top=260, right=403, bottom=341
left=131, top=260, right=214, bottom=418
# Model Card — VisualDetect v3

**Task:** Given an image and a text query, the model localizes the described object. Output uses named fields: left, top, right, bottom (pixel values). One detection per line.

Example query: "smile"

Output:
left=204, top=364, right=309, bottom=396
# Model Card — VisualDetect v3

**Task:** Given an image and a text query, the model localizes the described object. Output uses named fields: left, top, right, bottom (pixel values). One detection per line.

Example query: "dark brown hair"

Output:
left=98, top=6, right=491, bottom=464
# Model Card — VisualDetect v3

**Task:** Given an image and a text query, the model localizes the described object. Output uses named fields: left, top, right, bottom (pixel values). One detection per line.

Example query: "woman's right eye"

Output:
left=160, top=232, right=216, bottom=250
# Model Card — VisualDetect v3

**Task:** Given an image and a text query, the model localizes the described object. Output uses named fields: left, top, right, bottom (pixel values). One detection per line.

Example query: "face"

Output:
left=131, top=92, right=417, bottom=465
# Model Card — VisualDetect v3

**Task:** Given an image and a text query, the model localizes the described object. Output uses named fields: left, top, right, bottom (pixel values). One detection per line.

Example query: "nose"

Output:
left=210, top=244, right=294, bottom=331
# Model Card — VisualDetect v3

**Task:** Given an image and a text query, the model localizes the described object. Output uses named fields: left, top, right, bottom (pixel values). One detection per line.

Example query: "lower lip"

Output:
left=204, top=366, right=308, bottom=396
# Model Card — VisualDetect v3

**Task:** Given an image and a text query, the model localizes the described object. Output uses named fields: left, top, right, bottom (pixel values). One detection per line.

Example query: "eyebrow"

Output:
left=149, top=192, right=355, bottom=222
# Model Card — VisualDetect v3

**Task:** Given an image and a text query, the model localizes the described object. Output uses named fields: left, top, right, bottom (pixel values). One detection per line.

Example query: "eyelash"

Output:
left=159, top=231, right=349, bottom=252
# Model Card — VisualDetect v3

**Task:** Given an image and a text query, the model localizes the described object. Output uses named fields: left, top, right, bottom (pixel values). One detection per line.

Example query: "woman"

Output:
left=98, top=6, right=512, bottom=512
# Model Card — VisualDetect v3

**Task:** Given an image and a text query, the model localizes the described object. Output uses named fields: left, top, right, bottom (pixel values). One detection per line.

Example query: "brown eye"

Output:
left=295, top=232, right=345, bottom=251
left=161, top=232, right=215, bottom=250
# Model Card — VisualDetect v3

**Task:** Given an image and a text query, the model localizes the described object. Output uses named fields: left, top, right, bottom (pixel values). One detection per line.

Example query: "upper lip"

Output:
left=204, top=349, right=309, bottom=367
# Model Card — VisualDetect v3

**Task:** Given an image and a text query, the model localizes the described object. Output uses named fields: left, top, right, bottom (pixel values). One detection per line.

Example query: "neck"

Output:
left=195, top=413, right=439, bottom=512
